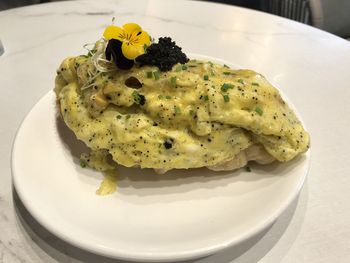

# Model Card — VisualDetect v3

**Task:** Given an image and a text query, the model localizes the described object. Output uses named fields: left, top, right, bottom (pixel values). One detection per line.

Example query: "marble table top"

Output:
left=1, top=0, right=350, bottom=262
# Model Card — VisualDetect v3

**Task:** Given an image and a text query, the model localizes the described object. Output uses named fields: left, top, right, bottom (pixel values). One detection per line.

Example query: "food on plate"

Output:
left=54, top=22, right=310, bottom=175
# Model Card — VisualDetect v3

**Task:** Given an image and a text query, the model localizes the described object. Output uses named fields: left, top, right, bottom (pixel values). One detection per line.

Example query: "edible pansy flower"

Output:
left=103, top=23, right=151, bottom=69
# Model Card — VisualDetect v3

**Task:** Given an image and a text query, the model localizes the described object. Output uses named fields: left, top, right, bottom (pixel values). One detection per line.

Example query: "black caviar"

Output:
left=136, top=37, right=189, bottom=71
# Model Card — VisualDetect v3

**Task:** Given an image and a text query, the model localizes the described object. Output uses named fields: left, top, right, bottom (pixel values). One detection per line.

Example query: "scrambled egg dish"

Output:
left=54, top=41, right=309, bottom=174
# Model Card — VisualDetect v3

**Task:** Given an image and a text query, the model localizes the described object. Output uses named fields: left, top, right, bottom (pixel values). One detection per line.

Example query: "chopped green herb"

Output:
left=175, top=65, right=182, bottom=72
left=255, top=107, right=263, bottom=116
left=203, top=75, right=209, bottom=81
left=143, top=43, right=148, bottom=51
left=224, top=64, right=230, bottom=68
left=203, top=95, right=209, bottom=101
left=165, top=95, right=172, bottom=99
left=80, top=159, right=87, bottom=168
left=252, top=82, right=260, bottom=86
left=208, top=61, right=213, bottom=67
left=158, top=95, right=164, bottom=99
left=132, top=91, right=146, bottom=105
left=210, top=69, right=215, bottom=76
left=223, top=72, right=231, bottom=75
left=174, top=106, right=181, bottom=114
left=188, top=65, right=197, bottom=68
left=170, top=76, right=177, bottom=86
left=153, top=70, right=160, bottom=80
left=126, top=114, right=131, bottom=119
left=146, top=71, right=153, bottom=78
left=116, top=115, right=122, bottom=119
left=245, top=166, right=251, bottom=172
left=238, top=79, right=245, bottom=85
left=221, top=83, right=234, bottom=92
left=182, top=65, right=188, bottom=70
left=223, top=94, right=230, bottom=102
left=189, top=109, right=195, bottom=116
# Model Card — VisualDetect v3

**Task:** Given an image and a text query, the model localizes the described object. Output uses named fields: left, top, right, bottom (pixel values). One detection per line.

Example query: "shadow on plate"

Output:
left=56, top=114, right=306, bottom=197
left=13, top=182, right=307, bottom=263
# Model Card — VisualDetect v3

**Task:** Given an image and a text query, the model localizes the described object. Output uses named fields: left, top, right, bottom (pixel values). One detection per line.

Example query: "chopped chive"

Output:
left=143, top=44, right=148, bottom=51
left=255, top=106, right=263, bottom=116
left=223, top=94, right=230, bottom=102
left=223, top=72, right=231, bottom=75
left=245, top=166, right=251, bottom=172
left=165, top=95, right=172, bottom=99
left=182, top=65, right=188, bottom=70
left=170, top=76, right=177, bottom=86
left=238, top=79, right=245, bottom=85
left=208, top=61, right=213, bottom=67
left=252, top=82, right=260, bottom=86
left=158, top=95, right=164, bottom=99
left=221, top=83, right=234, bottom=92
left=126, top=114, right=131, bottom=119
left=203, top=95, right=209, bottom=101
left=116, top=115, right=122, bottom=119
left=188, top=65, right=197, bottom=68
left=80, top=159, right=87, bottom=168
left=210, top=69, right=215, bottom=76
left=203, top=75, right=209, bottom=81
left=174, top=106, right=181, bottom=114
left=175, top=65, right=182, bottom=72
left=132, top=91, right=146, bottom=105
left=189, top=110, right=195, bottom=116
left=146, top=71, right=153, bottom=78
left=153, top=70, right=160, bottom=80
left=224, top=64, right=230, bottom=68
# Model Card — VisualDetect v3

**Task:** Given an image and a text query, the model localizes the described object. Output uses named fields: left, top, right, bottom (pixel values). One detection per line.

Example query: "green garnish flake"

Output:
left=210, top=69, right=215, bottom=76
left=132, top=91, right=145, bottom=105
left=189, top=109, right=195, bottom=116
left=245, top=166, right=251, bottom=172
left=80, top=159, right=87, bottom=168
left=208, top=61, right=213, bottom=67
left=175, top=65, right=182, bottom=72
left=143, top=43, right=148, bottom=51
left=238, top=79, right=245, bottom=85
left=203, top=95, right=209, bottom=101
left=165, top=95, right=172, bottom=99
left=182, top=65, right=188, bottom=70
left=223, top=72, right=231, bottom=75
left=146, top=71, right=153, bottom=78
left=126, top=114, right=131, bottom=119
left=221, top=83, right=234, bottom=92
left=223, top=94, right=230, bottom=102
left=203, top=75, right=209, bottom=81
left=224, top=64, right=230, bottom=68
left=252, top=82, right=260, bottom=86
left=255, top=106, right=263, bottom=116
left=158, top=95, right=164, bottom=99
left=153, top=70, right=160, bottom=80
left=170, top=76, right=177, bottom=86
left=116, top=115, right=122, bottom=119
left=174, top=105, right=181, bottom=114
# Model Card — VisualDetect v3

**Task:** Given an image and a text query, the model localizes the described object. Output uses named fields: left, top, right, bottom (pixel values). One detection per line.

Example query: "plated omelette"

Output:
left=54, top=22, right=310, bottom=175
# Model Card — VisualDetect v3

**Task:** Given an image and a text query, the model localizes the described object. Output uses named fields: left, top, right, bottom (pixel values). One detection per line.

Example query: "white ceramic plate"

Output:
left=12, top=57, right=310, bottom=262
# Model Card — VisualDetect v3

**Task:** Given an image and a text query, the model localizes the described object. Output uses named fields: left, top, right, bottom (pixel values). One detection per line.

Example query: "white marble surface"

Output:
left=1, top=0, right=350, bottom=262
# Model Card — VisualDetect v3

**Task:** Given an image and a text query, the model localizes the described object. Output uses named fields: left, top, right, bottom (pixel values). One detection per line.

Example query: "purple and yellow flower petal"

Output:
left=103, top=22, right=151, bottom=60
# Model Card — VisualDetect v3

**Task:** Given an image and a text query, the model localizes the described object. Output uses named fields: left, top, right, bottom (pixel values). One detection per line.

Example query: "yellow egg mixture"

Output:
left=54, top=54, right=309, bottom=172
